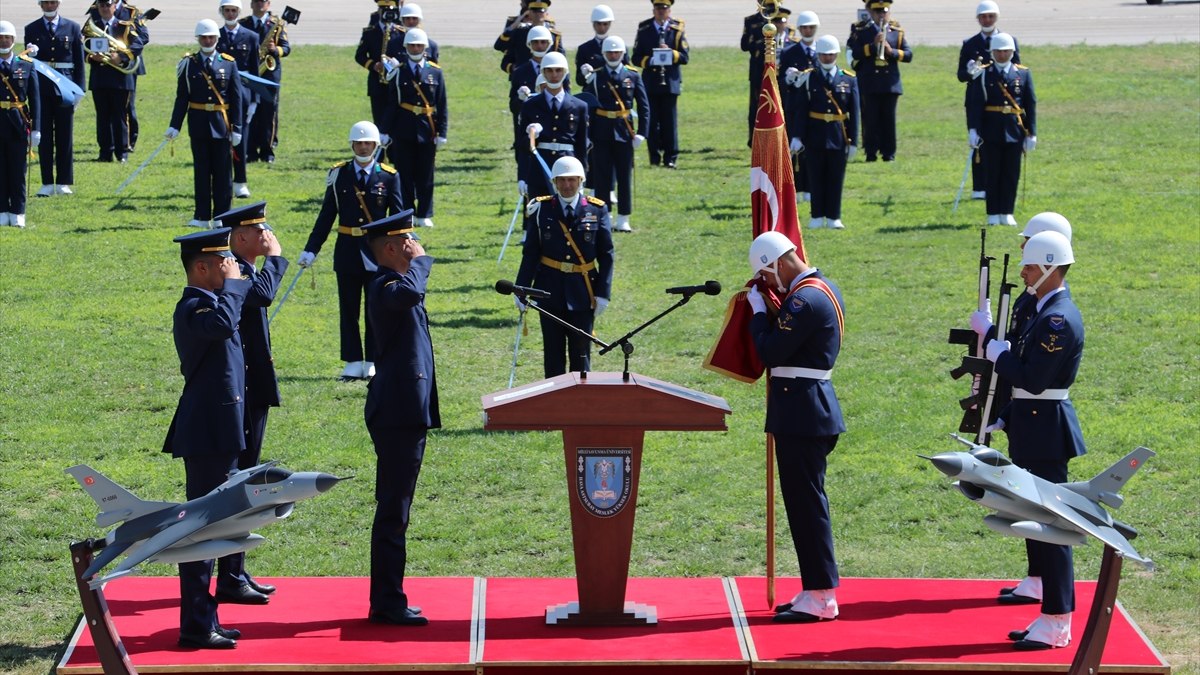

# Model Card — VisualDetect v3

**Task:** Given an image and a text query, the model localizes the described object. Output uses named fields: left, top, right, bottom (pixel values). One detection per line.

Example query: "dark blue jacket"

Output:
left=779, top=40, right=816, bottom=77
left=84, top=15, right=143, bottom=90
left=632, top=17, right=689, bottom=96
left=590, top=65, right=649, bottom=143
left=516, top=194, right=614, bottom=311
left=240, top=13, right=291, bottom=83
left=494, top=21, right=564, bottom=74
left=23, top=16, right=87, bottom=94
left=237, top=255, right=288, bottom=408
left=365, top=256, right=440, bottom=430
left=0, top=55, right=40, bottom=139
left=957, top=31, right=1020, bottom=83
left=517, top=91, right=589, bottom=184
left=355, top=22, right=400, bottom=99
left=788, top=67, right=859, bottom=151
left=751, top=271, right=846, bottom=438
left=574, top=36, right=627, bottom=86
left=966, top=62, right=1035, bottom=143
left=383, top=59, right=447, bottom=143
left=509, top=58, right=573, bottom=115
left=384, top=29, right=440, bottom=65
left=169, top=52, right=243, bottom=139
left=846, top=19, right=912, bottom=95
left=305, top=161, right=404, bottom=273
left=164, top=280, right=252, bottom=458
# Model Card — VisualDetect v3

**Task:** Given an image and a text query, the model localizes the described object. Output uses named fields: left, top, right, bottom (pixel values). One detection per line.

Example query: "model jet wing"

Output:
left=1033, top=483, right=1153, bottom=569
left=85, top=513, right=212, bottom=585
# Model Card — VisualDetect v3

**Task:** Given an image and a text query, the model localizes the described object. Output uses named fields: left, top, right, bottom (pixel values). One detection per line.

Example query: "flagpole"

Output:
left=762, top=19, right=780, bottom=612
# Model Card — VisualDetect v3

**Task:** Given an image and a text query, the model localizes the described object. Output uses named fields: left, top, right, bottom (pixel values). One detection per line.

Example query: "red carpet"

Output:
left=57, top=576, right=1169, bottom=674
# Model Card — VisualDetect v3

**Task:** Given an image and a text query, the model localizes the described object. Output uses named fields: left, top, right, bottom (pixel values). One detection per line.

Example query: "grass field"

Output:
left=0, top=43, right=1196, bottom=675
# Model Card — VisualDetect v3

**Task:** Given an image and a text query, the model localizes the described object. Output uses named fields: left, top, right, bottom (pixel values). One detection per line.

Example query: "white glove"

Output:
left=230, top=132, right=242, bottom=146
left=789, top=137, right=803, bottom=154
left=298, top=251, right=316, bottom=268
left=164, top=127, right=180, bottom=140
left=746, top=286, right=767, bottom=314
left=784, top=67, right=800, bottom=86
left=526, top=122, right=543, bottom=138
left=985, top=339, right=1010, bottom=363
left=513, top=295, right=527, bottom=311
left=1023, top=136, right=1037, bottom=152
left=982, top=418, right=1006, bottom=434
left=632, top=134, right=645, bottom=149
left=966, top=59, right=984, bottom=80
left=970, top=308, right=993, bottom=336
left=30, top=131, right=42, bottom=146
left=379, top=133, right=391, bottom=146
left=580, top=63, right=595, bottom=83
left=435, top=136, right=448, bottom=146
left=594, top=297, right=609, bottom=316
left=846, top=145, right=857, bottom=161
left=517, top=180, right=528, bottom=194
left=968, top=129, right=981, bottom=148
left=26, top=44, right=40, bottom=58
left=517, top=85, right=532, bottom=101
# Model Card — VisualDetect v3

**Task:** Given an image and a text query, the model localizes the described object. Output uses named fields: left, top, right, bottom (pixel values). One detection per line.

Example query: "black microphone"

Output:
left=665, top=280, right=722, bottom=296
left=495, top=279, right=551, bottom=299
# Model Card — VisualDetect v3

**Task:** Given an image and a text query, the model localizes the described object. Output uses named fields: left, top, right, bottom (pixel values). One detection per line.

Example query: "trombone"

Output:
left=82, top=19, right=140, bottom=75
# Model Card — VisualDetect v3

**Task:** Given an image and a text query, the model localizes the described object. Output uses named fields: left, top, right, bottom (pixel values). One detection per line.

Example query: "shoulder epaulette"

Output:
left=626, top=65, right=642, bottom=73
left=670, top=18, right=685, bottom=28
left=586, top=196, right=605, bottom=206
left=843, top=68, right=856, bottom=77
left=379, top=163, right=397, bottom=174
left=801, top=67, right=815, bottom=74
left=638, top=18, right=654, bottom=29
left=426, top=61, right=441, bottom=69
left=362, top=26, right=372, bottom=33
left=535, top=195, right=554, bottom=202
left=1014, top=64, right=1029, bottom=70
left=219, top=53, right=236, bottom=61
left=852, top=21, right=869, bottom=29
left=331, top=160, right=349, bottom=169
left=17, top=54, right=33, bottom=63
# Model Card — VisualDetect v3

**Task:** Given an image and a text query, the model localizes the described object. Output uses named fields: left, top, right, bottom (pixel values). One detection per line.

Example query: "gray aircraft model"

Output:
left=67, top=461, right=345, bottom=588
left=925, top=436, right=1154, bottom=569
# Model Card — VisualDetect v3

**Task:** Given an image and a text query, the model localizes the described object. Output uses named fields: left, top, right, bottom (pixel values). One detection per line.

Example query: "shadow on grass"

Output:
left=64, top=224, right=153, bottom=234
left=0, top=631, right=72, bottom=674
left=877, top=222, right=972, bottom=234
left=431, top=313, right=512, bottom=330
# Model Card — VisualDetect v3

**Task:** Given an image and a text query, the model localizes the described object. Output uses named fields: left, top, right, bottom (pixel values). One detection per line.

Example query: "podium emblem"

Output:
left=576, top=447, right=632, bottom=518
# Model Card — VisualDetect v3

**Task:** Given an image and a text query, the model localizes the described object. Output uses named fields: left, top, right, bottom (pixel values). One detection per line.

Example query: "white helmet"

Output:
left=591, top=4, right=615, bottom=22
left=0, top=21, right=17, bottom=38
left=540, top=51, right=568, bottom=71
left=349, top=120, right=381, bottom=144
left=814, top=35, right=839, bottom=55
left=400, top=3, right=423, bottom=20
left=602, top=36, right=626, bottom=54
left=1021, top=212, right=1072, bottom=241
left=527, top=25, right=553, bottom=47
left=749, top=231, right=797, bottom=276
left=404, top=28, right=428, bottom=46
left=990, top=32, right=1015, bottom=51
left=195, top=19, right=221, bottom=36
left=976, top=0, right=999, bottom=15
left=551, top=156, right=586, bottom=180
left=219, top=0, right=242, bottom=9
left=796, top=11, right=819, bottom=27
left=1021, top=230, right=1074, bottom=267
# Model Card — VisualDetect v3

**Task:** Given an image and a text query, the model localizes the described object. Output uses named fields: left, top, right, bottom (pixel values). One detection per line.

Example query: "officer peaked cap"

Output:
left=216, top=200, right=272, bottom=231
left=362, top=209, right=419, bottom=241
left=174, top=228, right=236, bottom=258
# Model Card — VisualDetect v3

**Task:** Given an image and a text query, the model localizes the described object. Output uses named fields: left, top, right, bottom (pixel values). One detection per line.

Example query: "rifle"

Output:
left=975, top=253, right=1014, bottom=445
left=947, top=229, right=992, bottom=434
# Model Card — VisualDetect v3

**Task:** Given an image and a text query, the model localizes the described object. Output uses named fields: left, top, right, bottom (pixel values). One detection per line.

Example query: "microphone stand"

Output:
left=521, top=297, right=612, bottom=378
left=599, top=292, right=698, bottom=382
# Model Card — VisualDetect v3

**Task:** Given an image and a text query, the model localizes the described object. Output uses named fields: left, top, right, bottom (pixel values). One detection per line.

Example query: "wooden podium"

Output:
left=482, top=371, right=731, bottom=626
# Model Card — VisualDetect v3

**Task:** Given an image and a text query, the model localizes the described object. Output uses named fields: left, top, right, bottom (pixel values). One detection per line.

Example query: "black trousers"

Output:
left=646, top=93, right=679, bottom=165
left=127, top=77, right=139, bottom=150
left=792, top=151, right=809, bottom=195
left=233, top=98, right=254, bottom=183
left=538, top=306, right=594, bottom=378
left=367, top=426, right=426, bottom=612
left=38, top=87, right=76, bottom=186
left=389, top=139, right=437, bottom=218
left=774, top=433, right=840, bottom=590
left=971, top=147, right=986, bottom=192
left=336, top=266, right=376, bottom=363
left=180, top=452, right=239, bottom=635
left=93, top=87, right=130, bottom=159
left=591, top=140, right=634, bottom=215
left=216, top=404, right=270, bottom=591
left=189, top=134, right=233, bottom=221
left=0, top=127, right=28, bottom=214
left=249, top=89, right=279, bottom=161
left=860, top=91, right=898, bottom=160
left=1020, top=459, right=1075, bottom=615
left=805, top=146, right=848, bottom=220
left=983, top=141, right=1023, bottom=215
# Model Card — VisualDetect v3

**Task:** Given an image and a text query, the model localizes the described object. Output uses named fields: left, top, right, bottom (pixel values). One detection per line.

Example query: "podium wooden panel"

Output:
left=482, top=372, right=730, bottom=626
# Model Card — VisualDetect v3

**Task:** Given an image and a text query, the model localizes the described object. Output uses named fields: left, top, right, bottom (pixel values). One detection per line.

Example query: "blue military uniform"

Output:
left=88, top=1, right=149, bottom=151
left=217, top=23, right=259, bottom=187
left=515, top=193, right=614, bottom=377
left=845, top=5, right=911, bottom=161
left=24, top=14, right=84, bottom=190
left=84, top=11, right=143, bottom=162
left=361, top=211, right=439, bottom=619
left=303, top=159, right=404, bottom=365
left=779, top=38, right=817, bottom=197
left=241, top=12, right=290, bottom=163
left=631, top=8, right=688, bottom=167
left=589, top=64, right=649, bottom=220
left=966, top=60, right=1035, bottom=220
left=993, top=287, right=1085, bottom=616
left=518, top=90, right=589, bottom=198
left=507, top=57, right=572, bottom=166
left=169, top=50, right=243, bottom=222
left=957, top=31, right=1020, bottom=196
left=0, top=51, right=39, bottom=221
left=787, top=66, right=858, bottom=224
left=384, top=28, right=440, bottom=65
left=750, top=269, right=846, bottom=593
left=163, top=227, right=252, bottom=641
left=493, top=10, right=563, bottom=75
left=356, top=17, right=402, bottom=129
left=574, top=34, right=627, bottom=86
left=382, top=56, right=446, bottom=220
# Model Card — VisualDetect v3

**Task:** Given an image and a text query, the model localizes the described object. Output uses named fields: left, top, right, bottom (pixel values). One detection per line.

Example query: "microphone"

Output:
left=495, top=279, right=550, bottom=299
left=665, top=280, right=722, bottom=296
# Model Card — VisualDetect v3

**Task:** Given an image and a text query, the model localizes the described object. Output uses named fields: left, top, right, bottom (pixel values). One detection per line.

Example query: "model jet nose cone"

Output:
left=929, top=453, right=963, bottom=477
left=315, top=474, right=344, bottom=493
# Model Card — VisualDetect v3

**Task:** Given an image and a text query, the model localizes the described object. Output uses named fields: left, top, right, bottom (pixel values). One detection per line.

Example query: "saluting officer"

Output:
left=958, top=0, right=1020, bottom=201
left=385, top=4, right=440, bottom=65
left=0, top=20, right=40, bottom=230
left=779, top=10, right=819, bottom=204
left=25, top=0, right=84, bottom=198
left=787, top=35, right=858, bottom=231
left=241, top=0, right=290, bottom=163
left=298, top=121, right=404, bottom=381
left=166, top=19, right=243, bottom=229
left=586, top=36, right=647, bottom=233
left=164, top=227, right=252, bottom=650
left=846, top=0, right=911, bottom=162
left=84, top=0, right=142, bottom=163
left=515, top=156, right=614, bottom=378
left=518, top=51, right=588, bottom=199
left=632, top=0, right=688, bottom=168
left=966, top=32, right=1035, bottom=227
left=575, top=4, right=625, bottom=86
left=356, top=1, right=402, bottom=130
left=212, top=200, right=288, bottom=606
left=216, top=0, right=260, bottom=199
left=494, top=0, right=563, bottom=75
left=383, top=28, right=446, bottom=228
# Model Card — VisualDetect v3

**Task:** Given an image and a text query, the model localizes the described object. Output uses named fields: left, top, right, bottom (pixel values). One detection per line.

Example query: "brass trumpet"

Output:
left=259, top=19, right=285, bottom=74
left=83, top=19, right=140, bottom=75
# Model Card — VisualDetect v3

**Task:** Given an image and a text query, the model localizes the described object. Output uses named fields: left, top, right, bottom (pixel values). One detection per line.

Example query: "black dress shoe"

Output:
left=882, top=156, right=895, bottom=162
left=247, top=578, right=276, bottom=595
left=368, top=607, right=428, bottom=626
left=773, top=602, right=793, bottom=613
left=97, top=155, right=113, bottom=163
left=997, top=592, right=1040, bottom=605
left=865, top=155, right=877, bottom=162
left=216, top=626, right=242, bottom=640
left=998, top=586, right=1018, bottom=596
left=1013, top=638, right=1054, bottom=651
left=1008, top=629, right=1029, bottom=642
left=178, top=631, right=237, bottom=649
left=772, top=609, right=829, bottom=624
left=216, top=584, right=270, bottom=605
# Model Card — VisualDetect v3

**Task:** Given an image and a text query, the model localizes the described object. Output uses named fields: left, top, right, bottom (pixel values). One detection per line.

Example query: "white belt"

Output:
left=769, top=367, right=832, bottom=381
left=536, top=142, right=574, bottom=153
left=49, top=62, right=75, bottom=69
left=1012, top=388, right=1069, bottom=400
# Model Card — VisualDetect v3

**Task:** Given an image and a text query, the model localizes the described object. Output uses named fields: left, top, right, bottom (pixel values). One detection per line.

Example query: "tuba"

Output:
left=83, top=19, right=140, bottom=75
left=259, top=18, right=285, bottom=74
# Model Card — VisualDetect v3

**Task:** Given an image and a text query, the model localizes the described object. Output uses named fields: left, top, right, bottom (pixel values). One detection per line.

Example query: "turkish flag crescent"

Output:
left=703, top=61, right=805, bottom=382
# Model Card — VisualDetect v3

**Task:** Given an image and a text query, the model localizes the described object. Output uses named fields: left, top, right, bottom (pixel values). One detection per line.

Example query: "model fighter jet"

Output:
left=67, top=461, right=345, bottom=588
left=925, top=436, right=1154, bottom=569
